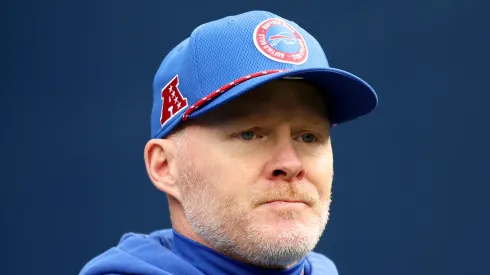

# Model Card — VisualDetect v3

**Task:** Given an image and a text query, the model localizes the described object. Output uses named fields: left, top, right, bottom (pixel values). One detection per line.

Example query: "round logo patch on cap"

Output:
left=253, top=18, right=308, bottom=65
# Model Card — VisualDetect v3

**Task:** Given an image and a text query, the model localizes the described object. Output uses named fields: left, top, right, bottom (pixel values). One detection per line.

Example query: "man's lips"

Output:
left=262, top=200, right=310, bottom=207
left=265, top=200, right=306, bottom=204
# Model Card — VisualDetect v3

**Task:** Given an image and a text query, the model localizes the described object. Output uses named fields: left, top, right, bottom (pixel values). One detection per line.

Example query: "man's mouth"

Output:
left=262, top=200, right=309, bottom=208
left=266, top=199, right=306, bottom=203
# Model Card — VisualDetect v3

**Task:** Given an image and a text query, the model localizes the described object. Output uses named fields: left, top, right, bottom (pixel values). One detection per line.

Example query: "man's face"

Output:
left=174, top=79, right=333, bottom=268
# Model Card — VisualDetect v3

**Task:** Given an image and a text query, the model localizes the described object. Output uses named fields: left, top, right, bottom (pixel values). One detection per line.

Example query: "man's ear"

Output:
left=144, top=139, right=183, bottom=203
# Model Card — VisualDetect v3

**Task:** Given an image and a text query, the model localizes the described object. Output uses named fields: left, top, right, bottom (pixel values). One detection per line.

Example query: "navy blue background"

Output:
left=2, top=1, right=489, bottom=274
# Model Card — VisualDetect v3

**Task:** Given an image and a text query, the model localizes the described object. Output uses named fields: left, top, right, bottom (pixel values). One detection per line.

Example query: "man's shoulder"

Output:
left=79, top=229, right=200, bottom=275
left=306, top=251, right=339, bottom=275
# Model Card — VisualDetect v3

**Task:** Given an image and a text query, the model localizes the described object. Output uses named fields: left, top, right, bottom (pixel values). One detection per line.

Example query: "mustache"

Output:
left=251, top=182, right=319, bottom=208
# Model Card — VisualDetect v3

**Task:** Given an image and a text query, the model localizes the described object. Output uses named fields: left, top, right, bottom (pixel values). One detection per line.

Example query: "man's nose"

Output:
left=264, top=138, right=306, bottom=182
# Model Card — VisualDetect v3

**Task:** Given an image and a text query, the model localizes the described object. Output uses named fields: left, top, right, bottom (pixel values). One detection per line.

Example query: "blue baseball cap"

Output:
left=151, top=10, right=378, bottom=139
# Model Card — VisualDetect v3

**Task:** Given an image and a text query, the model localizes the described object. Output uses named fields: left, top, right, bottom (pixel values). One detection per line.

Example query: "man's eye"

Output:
left=300, top=133, right=317, bottom=143
left=239, top=131, right=258, bottom=140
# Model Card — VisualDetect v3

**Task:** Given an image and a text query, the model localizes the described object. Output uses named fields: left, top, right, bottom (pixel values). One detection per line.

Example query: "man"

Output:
left=80, top=10, right=378, bottom=275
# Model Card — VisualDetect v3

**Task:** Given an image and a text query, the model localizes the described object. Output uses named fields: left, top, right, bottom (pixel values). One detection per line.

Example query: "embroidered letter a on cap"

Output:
left=160, top=75, right=188, bottom=126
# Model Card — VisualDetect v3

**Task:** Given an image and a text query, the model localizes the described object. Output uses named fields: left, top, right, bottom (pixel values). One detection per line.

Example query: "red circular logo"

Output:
left=253, top=18, right=308, bottom=65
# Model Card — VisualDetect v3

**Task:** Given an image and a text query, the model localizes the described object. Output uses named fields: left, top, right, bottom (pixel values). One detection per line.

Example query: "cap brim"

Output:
left=187, top=67, right=378, bottom=125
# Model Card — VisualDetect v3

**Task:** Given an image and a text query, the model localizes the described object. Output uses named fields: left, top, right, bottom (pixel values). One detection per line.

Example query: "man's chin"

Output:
left=254, top=205, right=317, bottom=227
left=248, top=210, right=326, bottom=250
left=250, top=218, right=319, bottom=247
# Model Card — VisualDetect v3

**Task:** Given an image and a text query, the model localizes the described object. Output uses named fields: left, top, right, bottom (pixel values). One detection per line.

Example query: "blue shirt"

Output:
left=80, top=229, right=338, bottom=275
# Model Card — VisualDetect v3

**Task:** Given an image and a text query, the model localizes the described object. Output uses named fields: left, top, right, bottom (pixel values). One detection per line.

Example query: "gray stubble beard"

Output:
left=182, top=181, right=330, bottom=268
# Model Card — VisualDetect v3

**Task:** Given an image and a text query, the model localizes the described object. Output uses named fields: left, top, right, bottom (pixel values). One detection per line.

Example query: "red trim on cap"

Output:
left=182, top=70, right=286, bottom=121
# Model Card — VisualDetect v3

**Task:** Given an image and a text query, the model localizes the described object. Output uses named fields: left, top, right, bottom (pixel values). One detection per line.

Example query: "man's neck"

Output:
left=168, top=202, right=302, bottom=270
left=170, top=229, right=307, bottom=275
